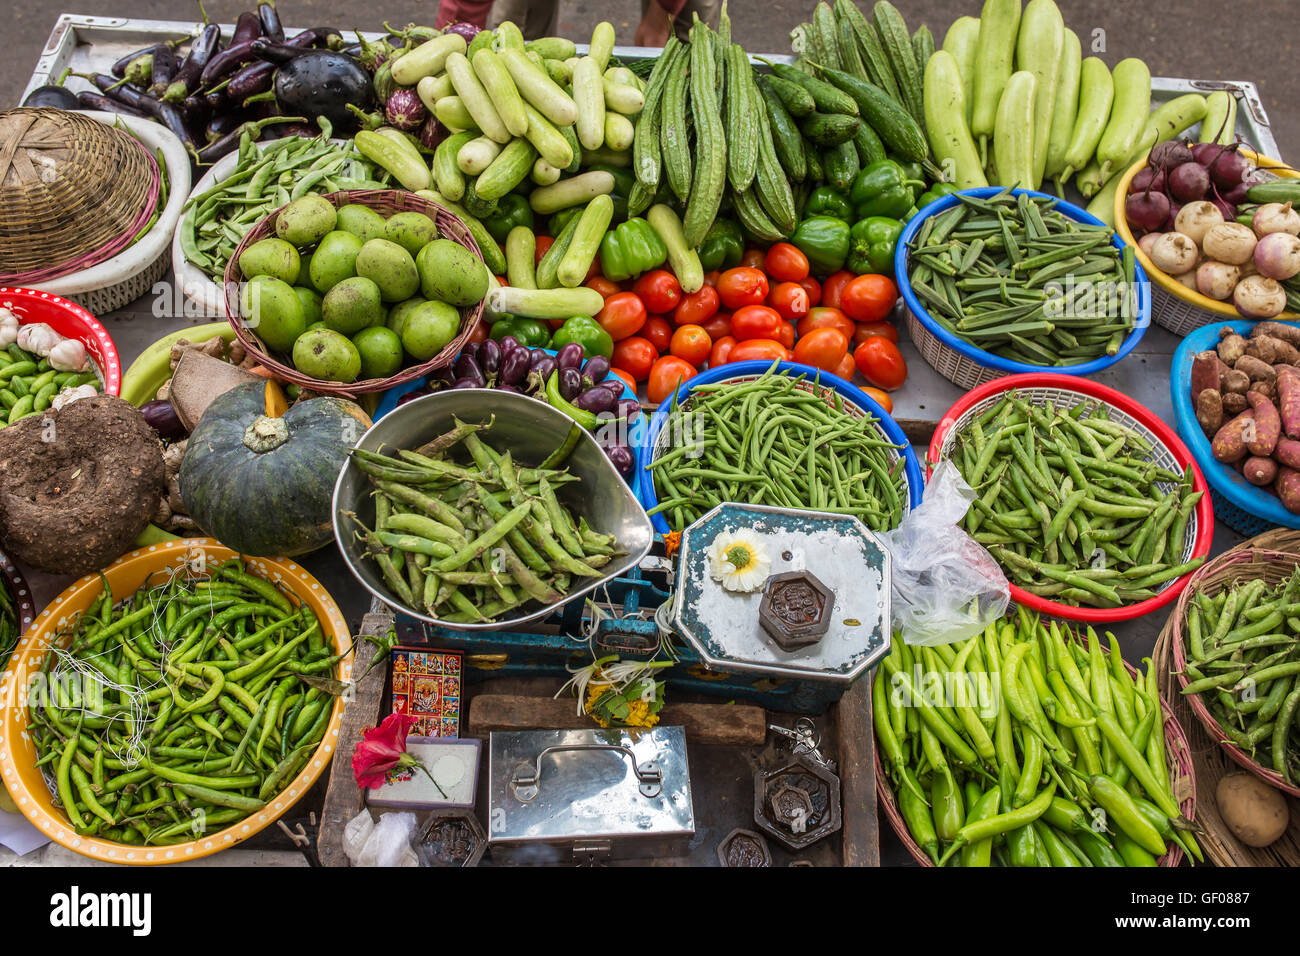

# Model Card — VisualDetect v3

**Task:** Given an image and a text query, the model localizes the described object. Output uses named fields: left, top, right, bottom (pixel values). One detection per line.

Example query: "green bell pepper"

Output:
left=850, top=160, right=927, bottom=221
left=482, top=193, right=535, bottom=244
left=895, top=160, right=928, bottom=202
left=791, top=215, right=851, bottom=276
left=489, top=316, right=552, bottom=348
left=804, top=186, right=854, bottom=222
left=916, top=181, right=960, bottom=211
left=589, top=163, right=636, bottom=221
left=599, top=216, right=668, bottom=282
left=550, top=316, right=613, bottom=360
left=846, top=216, right=904, bottom=276
left=696, top=219, right=745, bottom=273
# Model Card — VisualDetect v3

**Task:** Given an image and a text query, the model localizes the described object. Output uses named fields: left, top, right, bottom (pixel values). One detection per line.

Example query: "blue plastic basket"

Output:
left=635, top=360, right=925, bottom=535
left=371, top=348, right=645, bottom=484
left=1171, top=319, right=1300, bottom=536
left=895, top=186, right=1152, bottom=391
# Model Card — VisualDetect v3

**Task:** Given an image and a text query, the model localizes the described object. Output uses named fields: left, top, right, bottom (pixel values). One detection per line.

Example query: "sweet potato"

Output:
left=1196, top=389, right=1224, bottom=437
left=1275, top=437, right=1300, bottom=470
left=1223, top=391, right=1249, bottom=415
left=1217, top=331, right=1248, bottom=364
left=1222, top=368, right=1251, bottom=394
left=1213, top=409, right=1255, bottom=463
left=1253, top=321, right=1300, bottom=350
left=1277, top=365, right=1300, bottom=439
left=1191, top=350, right=1221, bottom=400
left=1244, top=456, right=1279, bottom=486
left=1248, top=392, right=1281, bottom=455
left=1276, top=466, right=1300, bottom=514
left=1235, top=354, right=1277, bottom=383
left=1246, top=336, right=1279, bottom=365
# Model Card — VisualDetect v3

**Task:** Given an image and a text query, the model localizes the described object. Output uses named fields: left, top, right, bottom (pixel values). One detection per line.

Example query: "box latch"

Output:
left=572, top=839, right=612, bottom=865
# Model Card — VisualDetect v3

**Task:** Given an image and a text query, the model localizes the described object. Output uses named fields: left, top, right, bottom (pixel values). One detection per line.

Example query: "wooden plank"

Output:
left=468, top=694, right=768, bottom=747
left=316, top=612, right=391, bottom=868
left=834, top=676, right=879, bottom=867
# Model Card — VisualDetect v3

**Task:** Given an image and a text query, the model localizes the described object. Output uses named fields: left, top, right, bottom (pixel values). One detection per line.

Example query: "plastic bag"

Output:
left=877, top=460, right=1009, bottom=646
left=342, top=809, right=376, bottom=865
left=355, top=811, right=420, bottom=867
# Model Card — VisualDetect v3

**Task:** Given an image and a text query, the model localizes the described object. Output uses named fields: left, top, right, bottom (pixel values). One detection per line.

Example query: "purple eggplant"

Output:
left=25, top=85, right=81, bottom=109
left=148, top=44, right=181, bottom=97
left=201, top=40, right=257, bottom=85
left=556, top=343, right=584, bottom=372
left=258, top=2, right=286, bottom=42
left=559, top=367, right=582, bottom=401
left=75, top=90, right=147, bottom=117
left=614, top=398, right=642, bottom=421
left=526, top=356, right=557, bottom=393
left=574, top=386, right=617, bottom=414
left=453, top=353, right=483, bottom=384
left=581, top=355, right=611, bottom=387
left=111, top=41, right=171, bottom=79
left=231, top=10, right=262, bottom=45
left=497, top=335, right=521, bottom=354
left=479, top=339, right=501, bottom=378
left=250, top=43, right=373, bottom=134
left=451, top=376, right=484, bottom=390
left=499, top=347, right=531, bottom=386
left=497, top=384, right=522, bottom=394
left=460, top=340, right=482, bottom=363
left=397, top=387, right=432, bottom=406
left=443, top=22, right=483, bottom=42
left=141, top=400, right=186, bottom=440
left=529, top=349, right=554, bottom=370
left=385, top=88, right=428, bottom=132
left=603, top=443, right=635, bottom=474
left=162, top=22, right=221, bottom=103
left=194, top=114, right=307, bottom=164
left=417, top=115, right=445, bottom=150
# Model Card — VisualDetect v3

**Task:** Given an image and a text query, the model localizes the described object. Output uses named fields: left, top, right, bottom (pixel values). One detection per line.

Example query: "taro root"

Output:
left=0, top=396, right=165, bottom=574
left=1217, top=330, right=1248, bottom=364
left=1221, top=368, right=1252, bottom=394
left=1235, top=354, right=1277, bottom=383
left=1245, top=336, right=1279, bottom=365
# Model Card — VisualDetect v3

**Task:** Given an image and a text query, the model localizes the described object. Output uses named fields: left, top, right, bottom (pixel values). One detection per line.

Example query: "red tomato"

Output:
left=612, top=336, right=659, bottom=382
left=709, top=335, right=737, bottom=367
left=465, top=321, right=489, bottom=347
left=797, top=306, right=854, bottom=341
left=534, top=235, right=554, bottom=264
left=854, top=336, right=908, bottom=390
left=648, top=355, right=698, bottom=404
left=832, top=352, right=857, bottom=382
left=732, top=304, right=784, bottom=341
left=793, top=327, right=849, bottom=371
left=596, top=292, right=648, bottom=341
left=642, top=316, right=672, bottom=353
left=632, top=269, right=682, bottom=314
left=546, top=318, right=566, bottom=331
left=798, top=275, right=822, bottom=308
left=702, top=270, right=720, bottom=288
left=729, top=338, right=793, bottom=363
left=716, top=267, right=769, bottom=310
left=670, top=324, right=712, bottom=367
left=775, top=320, right=795, bottom=349
left=701, top=311, right=732, bottom=341
left=741, top=248, right=766, bottom=269
left=767, top=281, right=810, bottom=322
left=861, top=386, right=894, bottom=413
left=841, top=274, right=899, bottom=323
left=672, top=285, right=720, bottom=326
left=853, top=320, right=899, bottom=347
left=586, top=276, right=621, bottom=298
left=610, top=367, right=638, bottom=391
left=764, top=242, right=810, bottom=282
left=820, top=270, right=854, bottom=310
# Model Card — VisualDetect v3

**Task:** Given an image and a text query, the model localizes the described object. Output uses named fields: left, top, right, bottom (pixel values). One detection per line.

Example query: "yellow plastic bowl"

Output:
left=1114, top=147, right=1300, bottom=320
left=0, top=540, right=352, bottom=864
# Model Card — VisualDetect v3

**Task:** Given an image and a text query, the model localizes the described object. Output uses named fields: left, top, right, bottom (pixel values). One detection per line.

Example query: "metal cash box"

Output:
left=488, top=727, right=695, bottom=865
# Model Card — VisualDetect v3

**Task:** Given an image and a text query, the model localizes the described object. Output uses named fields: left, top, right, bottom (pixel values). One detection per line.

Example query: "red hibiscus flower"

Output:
left=351, top=712, right=446, bottom=796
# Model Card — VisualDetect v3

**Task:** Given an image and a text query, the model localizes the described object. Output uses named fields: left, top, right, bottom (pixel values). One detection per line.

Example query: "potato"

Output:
left=1196, top=389, right=1224, bottom=437
left=1223, top=391, right=1249, bottom=415
left=1215, top=773, right=1290, bottom=848
left=1243, top=455, right=1279, bottom=486
left=1277, top=465, right=1300, bottom=513
left=1235, top=354, right=1277, bottom=384
left=1191, top=350, right=1221, bottom=400
left=1222, top=368, right=1251, bottom=394
left=1212, top=409, right=1254, bottom=462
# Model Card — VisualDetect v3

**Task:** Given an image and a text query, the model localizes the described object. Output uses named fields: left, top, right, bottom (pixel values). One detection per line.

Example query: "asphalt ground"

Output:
left=4, top=0, right=1297, bottom=161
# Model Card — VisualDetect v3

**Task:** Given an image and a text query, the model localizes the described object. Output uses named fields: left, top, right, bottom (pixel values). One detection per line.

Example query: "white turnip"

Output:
left=1196, top=261, right=1241, bottom=300
left=1203, top=222, right=1258, bottom=265
left=1253, top=232, right=1300, bottom=280
left=1252, top=202, right=1300, bottom=238
left=1149, top=232, right=1199, bottom=275
left=1137, top=232, right=1162, bottom=257
left=1234, top=274, right=1287, bottom=318
left=1175, top=201, right=1224, bottom=246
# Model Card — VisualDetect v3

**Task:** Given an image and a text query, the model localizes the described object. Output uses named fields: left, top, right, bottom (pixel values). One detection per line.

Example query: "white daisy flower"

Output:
left=707, top=530, right=771, bottom=593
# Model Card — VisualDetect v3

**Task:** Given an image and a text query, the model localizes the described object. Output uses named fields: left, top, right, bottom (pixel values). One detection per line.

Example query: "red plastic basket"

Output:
left=927, top=373, right=1214, bottom=624
left=0, top=286, right=121, bottom=395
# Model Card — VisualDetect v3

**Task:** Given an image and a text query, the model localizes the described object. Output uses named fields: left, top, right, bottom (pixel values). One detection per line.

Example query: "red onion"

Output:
left=1168, top=162, right=1210, bottom=202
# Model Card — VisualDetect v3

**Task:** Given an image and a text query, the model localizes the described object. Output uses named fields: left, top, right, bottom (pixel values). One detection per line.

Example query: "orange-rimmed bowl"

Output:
left=0, top=539, right=353, bottom=864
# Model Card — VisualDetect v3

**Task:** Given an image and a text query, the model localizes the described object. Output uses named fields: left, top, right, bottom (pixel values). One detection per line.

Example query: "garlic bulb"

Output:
left=48, top=338, right=89, bottom=372
left=16, top=322, right=61, bottom=356
left=51, top=384, right=97, bottom=410
left=0, top=308, right=18, bottom=347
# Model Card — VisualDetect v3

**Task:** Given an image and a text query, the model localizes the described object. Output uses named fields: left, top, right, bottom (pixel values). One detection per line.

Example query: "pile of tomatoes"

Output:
left=584, top=244, right=908, bottom=407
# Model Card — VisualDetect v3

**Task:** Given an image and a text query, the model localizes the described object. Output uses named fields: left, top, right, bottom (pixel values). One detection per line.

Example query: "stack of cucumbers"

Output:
left=629, top=3, right=929, bottom=249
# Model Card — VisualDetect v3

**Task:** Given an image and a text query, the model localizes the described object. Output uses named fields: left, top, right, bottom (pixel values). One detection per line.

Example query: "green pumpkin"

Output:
left=179, top=382, right=372, bottom=557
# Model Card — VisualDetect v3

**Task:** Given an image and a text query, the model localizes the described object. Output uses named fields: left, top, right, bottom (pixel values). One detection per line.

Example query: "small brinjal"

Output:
left=22, top=85, right=80, bottom=109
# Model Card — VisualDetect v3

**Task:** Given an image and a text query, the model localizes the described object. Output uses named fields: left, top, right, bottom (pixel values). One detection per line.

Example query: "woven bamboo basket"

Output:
left=223, top=190, right=484, bottom=397
left=0, top=108, right=159, bottom=284
left=875, top=631, right=1199, bottom=867
left=1168, top=539, right=1300, bottom=799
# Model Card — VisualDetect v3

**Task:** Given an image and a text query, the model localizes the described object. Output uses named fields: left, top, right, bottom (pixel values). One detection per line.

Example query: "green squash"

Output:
left=179, top=381, right=372, bottom=556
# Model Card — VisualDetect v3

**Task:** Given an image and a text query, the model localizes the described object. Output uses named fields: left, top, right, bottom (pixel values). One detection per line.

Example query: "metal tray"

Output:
left=23, top=15, right=1284, bottom=161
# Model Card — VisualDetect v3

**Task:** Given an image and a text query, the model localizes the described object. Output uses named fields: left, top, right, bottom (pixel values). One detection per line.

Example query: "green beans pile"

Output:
left=907, top=189, right=1138, bottom=366
left=347, top=418, right=623, bottom=624
left=646, top=367, right=908, bottom=532
left=29, top=560, right=342, bottom=846
left=949, top=390, right=1205, bottom=608
left=1180, top=569, right=1300, bottom=785
left=876, top=611, right=1202, bottom=867
left=0, top=343, right=101, bottom=427
left=0, top=572, right=17, bottom=672
left=180, top=131, right=386, bottom=283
